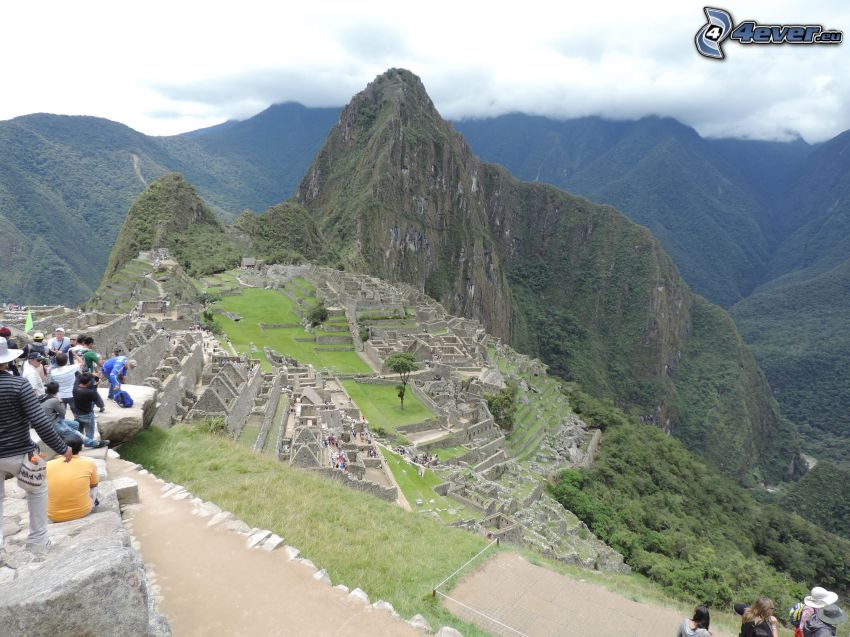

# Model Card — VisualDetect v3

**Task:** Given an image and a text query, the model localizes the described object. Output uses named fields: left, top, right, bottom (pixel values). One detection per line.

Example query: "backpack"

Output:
left=789, top=603, right=805, bottom=627
left=113, top=389, right=134, bottom=408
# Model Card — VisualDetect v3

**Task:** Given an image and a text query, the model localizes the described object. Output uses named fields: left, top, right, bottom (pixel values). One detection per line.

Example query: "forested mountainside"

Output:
left=295, top=68, right=801, bottom=484
left=0, top=104, right=336, bottom=305
left=454, top=113, right=849, bottom=464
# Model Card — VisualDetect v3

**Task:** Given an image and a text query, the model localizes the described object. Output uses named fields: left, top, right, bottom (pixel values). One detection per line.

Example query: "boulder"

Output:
left=348, top=588, right=369, bottom=604
left=0, top=514, right=156, bottom=637
left=435, top=628, right=464, bottom=637
left=96, top=384, right=157, bottom=443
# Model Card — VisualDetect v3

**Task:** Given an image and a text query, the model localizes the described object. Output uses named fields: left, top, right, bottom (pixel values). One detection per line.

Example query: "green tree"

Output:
left=485, top=383, right=517, bottom=431
left=307, top=301, right=329, bottom=327
left=385, top=352, right=418, bottom=410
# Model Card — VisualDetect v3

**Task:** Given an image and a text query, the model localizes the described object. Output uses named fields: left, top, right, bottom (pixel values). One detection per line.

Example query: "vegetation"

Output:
left=214, top=288, right=371, bottom=373
left=484, top=383, right=517, bottom=432
left=380, top=448, right=476, bottom=521
left=119, top=426, right=489, bottom=636
left=782, top=461, right=850, bottom=540
left=384, top=352, right=418, bottom=410
left=732, top=261, right=850, bottom=463
left=233, top=202, right=323, bottom=265
left=549, top=419, right=850, bottom=611
left=340, top=381, right=433, bottom=435
left=306, top=300, right=329, bottom=327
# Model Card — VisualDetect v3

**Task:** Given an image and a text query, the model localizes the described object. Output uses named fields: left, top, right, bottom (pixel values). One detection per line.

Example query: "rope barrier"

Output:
left=433, top=538, right=499, bottom=592
left=435, top=591, right=531, bottom=637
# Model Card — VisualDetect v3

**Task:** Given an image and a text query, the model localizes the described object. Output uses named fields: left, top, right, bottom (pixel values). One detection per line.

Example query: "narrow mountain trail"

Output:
left=132, top=153, right=148, bottom=187
left=109, top=458, right=420, bottom=637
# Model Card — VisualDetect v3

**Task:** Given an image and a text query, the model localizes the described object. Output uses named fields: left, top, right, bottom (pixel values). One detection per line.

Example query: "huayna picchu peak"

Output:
left=296, top=68, right=801, bottom=484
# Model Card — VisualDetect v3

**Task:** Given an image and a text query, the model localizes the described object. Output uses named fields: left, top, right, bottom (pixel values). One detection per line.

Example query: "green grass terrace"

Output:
left=341, top=380, right=433, bottom=436
left=215, top=288, right=371, bottom=374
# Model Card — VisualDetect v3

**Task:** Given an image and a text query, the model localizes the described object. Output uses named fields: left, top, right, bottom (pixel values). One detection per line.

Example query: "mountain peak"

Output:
left=346, top=68, right=439, bottom=124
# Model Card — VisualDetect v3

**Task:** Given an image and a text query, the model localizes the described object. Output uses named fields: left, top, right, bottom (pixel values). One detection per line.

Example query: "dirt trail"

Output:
left=443, top=552, right=737, bottom=637
left=109, top=459, right=420, bottom=637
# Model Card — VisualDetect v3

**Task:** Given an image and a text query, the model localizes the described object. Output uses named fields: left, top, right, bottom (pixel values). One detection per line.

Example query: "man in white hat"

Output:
left=0, top=337, right=72, bottom=558
left=799, top=587, right=840, bottom=636
left=47, top=327, right=71, bottom=369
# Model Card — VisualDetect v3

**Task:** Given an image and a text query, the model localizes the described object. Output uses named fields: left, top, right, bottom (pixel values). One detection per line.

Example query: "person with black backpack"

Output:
left=803, top=604, right=847, bottom=637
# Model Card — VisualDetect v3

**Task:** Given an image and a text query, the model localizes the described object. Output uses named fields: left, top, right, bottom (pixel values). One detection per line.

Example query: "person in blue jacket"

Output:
left=101, top=352, right=137, bottom=399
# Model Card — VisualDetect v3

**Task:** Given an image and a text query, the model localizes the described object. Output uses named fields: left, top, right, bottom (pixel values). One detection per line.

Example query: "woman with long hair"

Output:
left=740, top=597, right=778, bottom=637
left=677, top=605, right=711, bottom=636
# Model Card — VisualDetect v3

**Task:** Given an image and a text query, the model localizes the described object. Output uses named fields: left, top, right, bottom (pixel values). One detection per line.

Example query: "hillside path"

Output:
left=443, top=552, right=737, bottom=637
left=109, top=458, right=420, bottom=637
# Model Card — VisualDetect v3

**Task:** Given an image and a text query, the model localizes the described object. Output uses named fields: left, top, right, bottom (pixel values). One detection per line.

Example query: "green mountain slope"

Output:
left=104, top=173, right=243, bottom=280
left=296, top=68, right=800, bottom=483
left=782, top=461, right=850, bottom=541
left=553, top=421, right=850, bottom=607
left=455, top=114, right=790, bottom=307
left=732, top=260, right=850, bottom=461
left=0, top=105, right=338, bottom=306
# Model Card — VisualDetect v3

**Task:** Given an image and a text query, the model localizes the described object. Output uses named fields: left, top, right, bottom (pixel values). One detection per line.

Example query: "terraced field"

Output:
left=215, top=287, right=371, bottom=374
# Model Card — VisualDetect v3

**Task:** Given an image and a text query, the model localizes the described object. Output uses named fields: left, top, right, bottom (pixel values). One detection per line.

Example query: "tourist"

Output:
left=46, top=435, right=99, bottom=523
left=22, top=351, right=47, bottom=396
left=677, top=605, right=711, bottom=637
left=737, top=598, right=778, bottom=637
left=0, top=326, right=23, bottom=375
left=47, top=327, right=71, bottom=368
left=78, top=336, right=102, bottom=376
left=29, top=332, right=48, bottom=358
left=788, top=587, right=840, bottom=637
left=41, top=382, right=105, bottom=449
left=0, top=337, right=72, bottom=555
left=49, top=352, right=79, bottom=416
left=802, top=604, right=847, bottom=637
left=101, top=352, right=137, bottom=399
left=73, top=372, right=105, bottom=443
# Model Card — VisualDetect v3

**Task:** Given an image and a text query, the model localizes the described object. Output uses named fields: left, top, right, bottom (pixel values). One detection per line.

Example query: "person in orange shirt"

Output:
left=46, top=436, right=99, bottom=523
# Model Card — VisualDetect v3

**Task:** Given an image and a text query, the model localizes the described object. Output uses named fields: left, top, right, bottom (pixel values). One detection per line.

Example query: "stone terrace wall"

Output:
left=151, top=336, right=205, bottom=427
left=131, top=332, right=170, bottom=382
left=226, top=367, right=264, bottom=433
left=312, top=468, right=398, bottom=501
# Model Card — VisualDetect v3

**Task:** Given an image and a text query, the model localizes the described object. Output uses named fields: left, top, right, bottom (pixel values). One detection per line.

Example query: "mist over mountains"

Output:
left=2, top=70, right=848, bottom=463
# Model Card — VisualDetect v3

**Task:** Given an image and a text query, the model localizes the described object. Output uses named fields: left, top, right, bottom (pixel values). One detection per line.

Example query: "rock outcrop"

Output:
left=0, top=461, right=168, bottom=636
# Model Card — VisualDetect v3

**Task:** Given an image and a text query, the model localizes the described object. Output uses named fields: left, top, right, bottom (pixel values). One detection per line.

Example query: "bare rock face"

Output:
left=96, top=384, right=157, bottom=443
left=0, top=510, right=168, bottom=637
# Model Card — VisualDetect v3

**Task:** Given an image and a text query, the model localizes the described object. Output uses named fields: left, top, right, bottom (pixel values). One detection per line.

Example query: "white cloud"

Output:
left=0, top=0, right=848, bottom=141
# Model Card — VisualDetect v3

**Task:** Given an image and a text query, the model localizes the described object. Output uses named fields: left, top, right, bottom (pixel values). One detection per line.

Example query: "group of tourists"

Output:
left=0, top=324, right=140, bottom=558
left=678, top=586, right=846, bottom=637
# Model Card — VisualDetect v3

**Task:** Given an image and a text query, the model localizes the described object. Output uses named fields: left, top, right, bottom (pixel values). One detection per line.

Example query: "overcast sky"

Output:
left=2, top=1, right=847, bottom=142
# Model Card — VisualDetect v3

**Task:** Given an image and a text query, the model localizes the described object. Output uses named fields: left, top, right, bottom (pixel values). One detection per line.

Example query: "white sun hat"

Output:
left=805, top=587, right=839, bottom=609
left=0, top=337, right=24, bottom=364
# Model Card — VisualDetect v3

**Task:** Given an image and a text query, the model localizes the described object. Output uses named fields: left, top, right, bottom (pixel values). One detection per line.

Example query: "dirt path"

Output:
left=110, top=459, right=420, bottom=637
left=443, top=552, right=736, bottom=637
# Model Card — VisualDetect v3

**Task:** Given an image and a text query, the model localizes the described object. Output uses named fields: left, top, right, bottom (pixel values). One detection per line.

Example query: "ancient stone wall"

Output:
left=312, top=468, right=397, bottom=501
left=131, top=332, right=171, bottom=381
left=226, top=367, right=264, bottom=432
left=151, top=337, right=204, bottom=427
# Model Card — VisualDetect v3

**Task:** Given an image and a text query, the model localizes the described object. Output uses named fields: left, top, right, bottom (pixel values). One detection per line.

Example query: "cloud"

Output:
left=2, top=0, right=849, bottom=141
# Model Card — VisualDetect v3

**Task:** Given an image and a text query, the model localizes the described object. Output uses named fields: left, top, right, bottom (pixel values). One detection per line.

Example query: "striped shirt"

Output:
left=0, top=372, right=68, bottom=459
